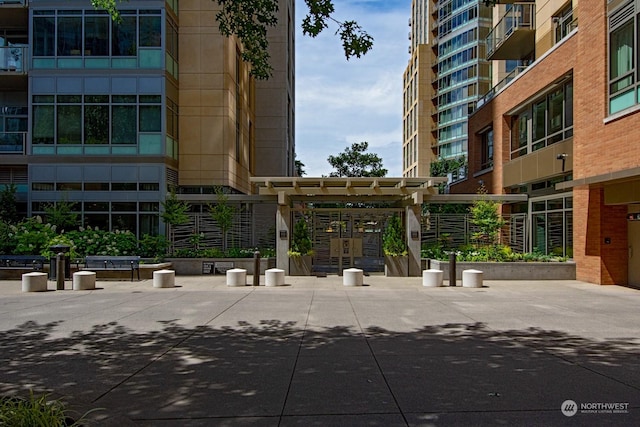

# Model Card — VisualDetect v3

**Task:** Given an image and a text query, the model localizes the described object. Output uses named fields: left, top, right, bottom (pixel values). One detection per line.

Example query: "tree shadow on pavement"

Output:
left=0, top=320, right=639, bottom=425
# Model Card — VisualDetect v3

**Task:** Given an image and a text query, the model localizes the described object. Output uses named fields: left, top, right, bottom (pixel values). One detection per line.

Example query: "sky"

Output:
left=295, top=0, right=411, bottom=177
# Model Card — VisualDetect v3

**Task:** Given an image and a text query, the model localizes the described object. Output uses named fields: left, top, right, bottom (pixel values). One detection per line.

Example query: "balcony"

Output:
left=486, top=3, right=535, bottom=61
left=476, top=65, right=528, bottom=109
left=0, top=45, right=28, bottom=73
left=0, top=1, right=28, bottom=29
left=0, top=131, right=26, bottom=154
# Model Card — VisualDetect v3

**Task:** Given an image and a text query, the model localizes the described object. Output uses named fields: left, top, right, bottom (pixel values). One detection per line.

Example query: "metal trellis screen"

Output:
left=421, top=213, right=527, bottom=252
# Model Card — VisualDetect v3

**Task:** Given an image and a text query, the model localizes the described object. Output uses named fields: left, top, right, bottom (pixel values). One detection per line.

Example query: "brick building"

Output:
left=453, top=0, right=640, bottom=286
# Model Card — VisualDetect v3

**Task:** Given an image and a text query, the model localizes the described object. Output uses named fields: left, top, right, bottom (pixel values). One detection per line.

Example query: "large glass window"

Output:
left=85, top=16, right=109, bottom=56
left=480, top=128, right=493, bottom=170
left=33, top=17, right=55, bottom=56
left=32, top=94, right=161, bottom=147
left=510, top=80, right=573, bottom=158
left=112, top=15, right=137, bottom=56
left=530, top=194, right=573, bottom=257
left=608, top=3, right=638, bottom=114
left=57, top=16, right=82, bottom=56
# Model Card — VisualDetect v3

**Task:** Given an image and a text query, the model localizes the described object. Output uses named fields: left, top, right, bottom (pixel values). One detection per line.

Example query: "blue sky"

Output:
left=295, top=0, right=411, bottom=177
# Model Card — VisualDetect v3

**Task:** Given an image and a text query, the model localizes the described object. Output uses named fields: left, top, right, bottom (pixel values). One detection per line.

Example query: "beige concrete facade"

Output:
left=403, top=0, right=437, bottom=178
left=178, top=0, right=294, bottom=195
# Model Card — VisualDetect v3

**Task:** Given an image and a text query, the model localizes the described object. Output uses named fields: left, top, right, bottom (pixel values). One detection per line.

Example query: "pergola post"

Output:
left=276, top=195, right=291, bottom=274
left=406, top=204, right=422, bottom=277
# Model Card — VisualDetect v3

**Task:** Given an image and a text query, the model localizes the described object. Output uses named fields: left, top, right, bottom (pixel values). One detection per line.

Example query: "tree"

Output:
left=327, top=142, right=387, bottom=177
left=295, top=159, right=306, bottom=177
left=91, top=0, right=373, bottom=80
left=469, top=185, right=506, bottom=246
left=44, top=200, right=79, bottom=232
left=208, top=186, right=236, bottom=251
left=160, top=187, right=191, bottom=227
left=0, top=184, right=19, bottom=224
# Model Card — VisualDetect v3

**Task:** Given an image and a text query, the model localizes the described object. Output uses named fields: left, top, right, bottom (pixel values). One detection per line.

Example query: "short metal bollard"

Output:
left=253, top=251, right=261, bottom=286
left=56, top=252, right=65, bottom=290
left=449, top=252, right=457, bottom=287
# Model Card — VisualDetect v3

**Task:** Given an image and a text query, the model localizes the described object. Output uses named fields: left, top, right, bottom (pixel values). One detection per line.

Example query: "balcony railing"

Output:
left=0, top=0, right=27, bottom=5
left=0, top=131, right=26, bottom=154
left=0, top=45, right=28, bottom=73
left=486, top=3, right=535, bottom=60
left=476, top=65, right=528, bottom=109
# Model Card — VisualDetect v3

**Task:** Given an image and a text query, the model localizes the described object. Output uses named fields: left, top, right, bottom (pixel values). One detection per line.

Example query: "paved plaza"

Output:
left=1, top=274, right=640, bottom=426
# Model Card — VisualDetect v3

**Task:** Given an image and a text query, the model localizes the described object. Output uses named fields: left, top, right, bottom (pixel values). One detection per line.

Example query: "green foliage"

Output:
left=138, top=234, right=171, bottom=259
left=10, top=217, right=58, bottom=255
left=430, top=156, right=466, bottom=194
left=327, top=142, right=387, bottom=177
left=0, top=221, right=16, bottom=255
left=0, top=184, right=19, bottom=224
left=469, top=196, right=505, bottom=246
left=0, top=391, right=96, bottom=426
left=215, top=0, right=372, bottom=79
left=208, top=187, right=236, bottom=251
left=161, top=188, right=191, bottom=227
left=42, top=234, right=78, bottom=260
left=421, top=245, right=567, bottom=263
left=289, top=217, right=313, bottom=256
left=43, top=200, right=79, bottom=232
left=382, top=214, right=407, bottom=256
left=64, top=227, right=138, bottom=257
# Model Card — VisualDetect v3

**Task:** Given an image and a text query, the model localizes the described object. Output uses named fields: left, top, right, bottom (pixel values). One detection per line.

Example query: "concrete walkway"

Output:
left=1, top=274, right=639, bottom=426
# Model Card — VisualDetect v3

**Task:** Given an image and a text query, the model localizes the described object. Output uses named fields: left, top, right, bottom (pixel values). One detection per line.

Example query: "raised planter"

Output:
left=289, top=255, right=312, bottom=276
left=166, top=257, right=275, bottom=276
left=427, top=260, right=576, bottom=281
left=384, top=255, right=409, bottom=277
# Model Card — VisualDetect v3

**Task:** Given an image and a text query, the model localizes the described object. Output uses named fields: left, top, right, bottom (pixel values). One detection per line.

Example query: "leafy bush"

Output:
left=289, top=217, right=313, bottom=256
left=65, top=227, right=138, bottom=257
left=422, top=244, right=567, bottom=262
left=10, top=217, right=58, bottom=255
left=382, top=214, right=407, bottom=256
left=138, top=234, right=170, bottom=259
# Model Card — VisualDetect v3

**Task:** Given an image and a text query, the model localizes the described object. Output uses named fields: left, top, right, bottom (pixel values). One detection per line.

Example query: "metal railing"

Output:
left=476, top=65, right=528, bottom=109
left=0, top=45, right=28, bottom=73
left=486, top=3, right=535, bottom=59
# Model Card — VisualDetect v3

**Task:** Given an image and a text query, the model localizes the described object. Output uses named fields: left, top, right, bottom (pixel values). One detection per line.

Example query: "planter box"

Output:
left=166, top=257, right=275, bottom=275
left=427, top=260, right=576, bottom=281
left=384, top=255, right=409, bottom=277
left=289, top=255, right=312, bottom=276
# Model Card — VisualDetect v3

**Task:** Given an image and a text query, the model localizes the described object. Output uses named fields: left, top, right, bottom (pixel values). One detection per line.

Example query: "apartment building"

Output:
left=0, top=0, right=294, bottom=239
left=455, top=0, right=640, bottom=286
left=403, top=0, right=493, bottom=179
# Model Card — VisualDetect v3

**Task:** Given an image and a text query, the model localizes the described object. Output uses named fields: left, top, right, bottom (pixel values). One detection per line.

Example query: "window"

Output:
left=32, top=94, right=162, bottom=147
left=608, top=2, right=637, bottom=114
left=510, top=80, right=573, bottom=158
left=480, top=128, right=493, bottom=170
left=530, top=194, right=573, bottom=257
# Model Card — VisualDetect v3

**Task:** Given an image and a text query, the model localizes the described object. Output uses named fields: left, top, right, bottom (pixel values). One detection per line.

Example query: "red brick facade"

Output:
left=454, top=2, right=640, bottom=285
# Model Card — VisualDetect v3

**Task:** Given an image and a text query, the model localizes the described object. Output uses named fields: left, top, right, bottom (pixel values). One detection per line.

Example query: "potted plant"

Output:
left=383, top=214, right=408, bottom=277
left=288, top=217, right=314, bottom=275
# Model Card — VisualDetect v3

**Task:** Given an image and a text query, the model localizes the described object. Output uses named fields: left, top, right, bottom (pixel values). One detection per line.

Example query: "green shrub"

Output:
left=0, top=391, right=97, bottom=426
left=138, top=234, right=170, bottom=259
left=382, top=214, right=407, bottom=256
left=10, top=217, right=58, bottom=255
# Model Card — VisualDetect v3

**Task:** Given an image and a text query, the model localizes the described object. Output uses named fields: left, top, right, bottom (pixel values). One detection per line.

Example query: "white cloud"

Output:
left=295, top=1, right=410, bottom=177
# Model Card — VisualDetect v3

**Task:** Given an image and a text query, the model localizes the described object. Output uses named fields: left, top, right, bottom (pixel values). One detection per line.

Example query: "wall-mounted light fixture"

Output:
left=557, top=153, right=568, bottom=172
left=279, top=230, right=287, bottom=239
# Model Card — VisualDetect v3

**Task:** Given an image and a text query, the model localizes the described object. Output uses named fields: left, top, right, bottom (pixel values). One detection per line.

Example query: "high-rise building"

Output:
left=403, top=0, right=492, bottom=178
left=456, top=0, right=640, bottom=287
left=0, top=0, right=294, bottom=238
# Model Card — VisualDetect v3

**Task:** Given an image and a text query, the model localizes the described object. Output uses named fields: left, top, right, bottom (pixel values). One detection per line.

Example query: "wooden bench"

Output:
left=0, top=255, right=46, bottom=271
left=82, top=256, right=141, bottom=281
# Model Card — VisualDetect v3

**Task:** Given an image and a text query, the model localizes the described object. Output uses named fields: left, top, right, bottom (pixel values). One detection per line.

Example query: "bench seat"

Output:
left=82, top=256, right=141, bottom=281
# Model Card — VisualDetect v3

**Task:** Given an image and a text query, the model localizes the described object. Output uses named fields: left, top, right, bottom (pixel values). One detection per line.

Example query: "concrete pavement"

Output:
left=0, top=274, right=639, bottom=426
